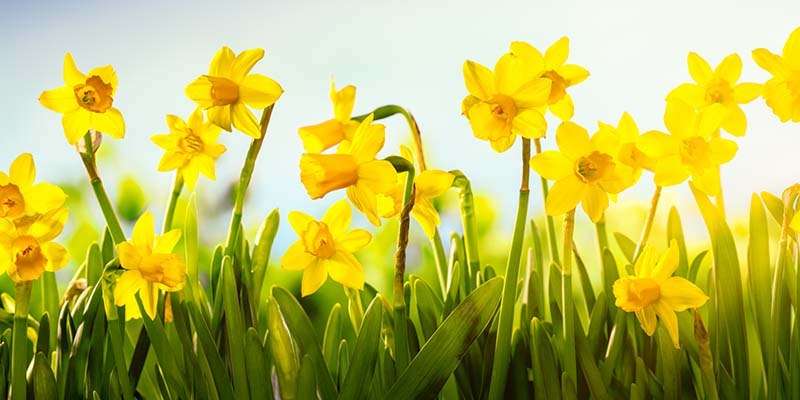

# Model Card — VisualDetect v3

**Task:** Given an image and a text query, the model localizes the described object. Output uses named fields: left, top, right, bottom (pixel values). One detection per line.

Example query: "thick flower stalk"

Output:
left=186, top=46, right=284, bottom=138
left=299, top=81, right=360, bottom=152
left=752, top=27, right=800, bottom=122
left=613, top=240, right=709, bottom=348
left=280, top=200, right=371, bottom=296
left=39, top=53, right=125, bottom=144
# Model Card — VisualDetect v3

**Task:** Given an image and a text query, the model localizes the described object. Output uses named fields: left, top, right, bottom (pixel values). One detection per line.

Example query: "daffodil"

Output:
left=530, top=121, right=636, bottom=222
left=792, top=211, right=800, bottom=232
left=668, top=52, right=761, bottom=136
left=0, top=207, right=69, bottom=282
left=281, top=201, right=371, bottom=296
left=529, top=37, right=590, bottom=120
left=300, top=115, right=397, bottom=225
left=613, top=240, right=709, bottom=348
left=151, top=108, right=227, bottom=189
left=752, top=27, right=800, bottom=122
left=39, top=53, right=125, bottom=144
left=597, top=112, right=657, bottom=175
left=0, top=153, right=67, bottom=220
left=639, top=100, right=737, bottom=196
left=186, top=46, right=284, bottom=138
left=299, top=81, right=359, bottom=153
left=114, top=211, right=185, bottom=319
left=462, top=42, right=552, bottom=152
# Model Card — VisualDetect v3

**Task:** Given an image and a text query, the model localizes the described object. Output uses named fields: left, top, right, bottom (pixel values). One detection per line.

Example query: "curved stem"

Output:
left=633, top=186, right=662, bottom=262
left=450, top=171, right=481, bottom=283
left=534, top=138, right=560, bottom=264
left=10, top=281, right=32, bottom=400
left=80, top=132, right=126, bottom=244
left=392, top=167, right=416, bottom=372
left=561, top=209, right=577, bottom=393
left=488, top=138, right=530, bottom=400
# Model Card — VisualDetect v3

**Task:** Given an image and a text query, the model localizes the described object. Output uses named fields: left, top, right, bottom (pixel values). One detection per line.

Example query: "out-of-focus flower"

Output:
left=114, top=212, right=185, bottom=320
left=639, top=100, right=737, bottom=196
left=613, top=240, right=709, bottom=348
left=186, top=46, right=283, bottom=138
left=39, top=53, right=125, bottom=144
left=462, top=42, right=552, bottom=152
left=151, top=108, right=226, bottom=189
left=0, top=207, right=69, bottom=282
left=281, top=201, right=371, bottom=296
left=300, top=115, right=397, bottom=225
left=533, top=37, right=590, bottom=120
left=752, top=27, right=800, bottom=123
left=530, top=121, right=636, bottom=222
left=0, top=153, right=66, bottom=221
left=668, top=52, right=761, bottom=136
left=299, top=81, right=359, bottom=153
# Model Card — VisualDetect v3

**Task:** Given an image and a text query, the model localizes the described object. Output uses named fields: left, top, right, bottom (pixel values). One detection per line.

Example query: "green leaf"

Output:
left=86, top=243, right=102, bottom=287
left=220, top=255, right=250, bottom=399
left=339, top=296, right=384, bottom=400
left=267, top=299, right=300, bottom=399
left=760, top=191, right=783, bottom=225
left=252, top=209, right=279, bottom=308
left=386, top=277, right=503, bottom=400
left=748, top=193, right=772, bottom=368
left=614, top=232, right=636, bottom=264
left=245, top=327, right=271, bottom=399
left=666, top=207, right=689, bottom=277
left=531, top=318, right=561, bottom=399
left=322, top=303, right=343, bottom=378
left=27, top=352, right=57, bottom=400
left=297, top=354, right=318, bottom=400
left=184, top=194, right=199, bottom=289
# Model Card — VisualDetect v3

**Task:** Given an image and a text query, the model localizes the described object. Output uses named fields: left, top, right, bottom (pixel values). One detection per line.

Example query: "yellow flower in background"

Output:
left=281, top=201, right=371, bottom=296
left=598, top=112, right=656, bottom=175
left=462, top=42, right=552, bottom=152
left=613, top=240, right=709, bottom=348
left=115, top=212, right=186, bottom=320
left=532, top=37, right=590, bottom=120
left=0, top=153, right=67, bottom=220
left=752, top=27, right=800, bottom=122
left=0, top=207, right=69, bottom=282
left=300, top=115, right=398, bottom=225
left=791, top=212, right=800, bottom=232
left=186, top=46, right=284, bottom=138
left=299, top=81, right=360, bottom=153
left=639, top=100, right=737, bottom=196
left=667, top=52, right=761, bottom=136
left=151, top=109, right=227, bottom=189
left=39, top=53, right=125, bottom=144
left=530, top=121, right=636, bottom=222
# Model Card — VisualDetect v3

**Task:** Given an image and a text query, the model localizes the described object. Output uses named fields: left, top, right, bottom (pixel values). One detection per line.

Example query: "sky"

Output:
left=1, top=0, right=799, bottom=249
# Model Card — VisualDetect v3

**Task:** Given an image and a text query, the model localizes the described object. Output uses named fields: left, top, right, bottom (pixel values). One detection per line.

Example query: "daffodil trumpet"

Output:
left=80, top=133, right=126, bottom=245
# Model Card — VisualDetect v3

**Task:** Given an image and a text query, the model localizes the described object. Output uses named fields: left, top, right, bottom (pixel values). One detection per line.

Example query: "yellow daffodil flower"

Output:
left=151, top=108, right=227, bottom=189
left=186, top=46, right=284, bottom=138
left=791, top=211, right=800, bottom=232
left=379, top=170, right=455, bottom=239
left=281, top=200, right=371, bottom=296
left=0, top=207, right=69, bottom=282
left=299, top=81, right=359, bottom=153
left=115, top=211, right=185, bottom=319
left=530, top=121, right=636, bottom=222
left=528, top=37, right=590, bottom=120
left=300, top=115, right=397, bottom=225
left=39, top=53, right=125, bottom=144
left=613, top=240, right=709, bottom=348
left=639, top=100, right=737, bottom=196
left=752, top=27, right=800, bottom=122
left=668, top=52, right=761, bottom=136
left=1, top=153, right=67, bottom=221
left=462, top=42, right=552, bottom=152
left=598, top=112, right=657, bottom=175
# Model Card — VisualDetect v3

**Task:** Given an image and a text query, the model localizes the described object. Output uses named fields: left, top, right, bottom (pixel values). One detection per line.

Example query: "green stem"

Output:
left=487, top=138, right=531, bottom=400
left=392, top=163, right=416, bottom=372
left=451, top=171, right=481, bottom=282
left=431, top=231, right=449, bottom=297
left=344, top=287, right=364, bottom=333
left=534, top=138, right=560, bottom=264
left=162, top=174, right=184, bottom=232
left=11, top=281, right=32, bottom=400
left=561, top=209, right=577, bottom=393
left=80, top=132, right=126, bottom=245
left=633, top=186, right=662, bottom=262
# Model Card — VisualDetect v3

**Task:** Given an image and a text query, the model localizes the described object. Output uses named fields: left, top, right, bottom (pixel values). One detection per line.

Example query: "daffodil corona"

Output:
left=668, top=52, right=761, bottom=136
left=613, top=241, right=709, bottom=348
left=186, top=46, right=284, bottom=138
left=151, top=109, right=227, bottom=189
left=752, top=27, right=800, bottom=122
left=281, top=201, right=371, bottom=296
left=115, top=212, right=186, bottom=319
left=39, top=53, right=126, bottom=144
left=299, top=82, right=360, bottom=153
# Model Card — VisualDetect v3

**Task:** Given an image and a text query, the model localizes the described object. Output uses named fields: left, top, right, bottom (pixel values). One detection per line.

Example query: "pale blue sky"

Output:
left=2, top=0, right=799, bottom=247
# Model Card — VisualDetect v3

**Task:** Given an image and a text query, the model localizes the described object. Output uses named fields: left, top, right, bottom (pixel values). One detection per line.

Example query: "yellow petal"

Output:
left=231, top=103, right=261, bottom=138
left=132, top=211, right=155, bottom=250
left=62, top=109, right=92, bottom=144
left=415, top=170, right=455, bottom=199
left=39, top=86, right=79, bottom=113
left=62, top=53, right=85, bottom=86
left=791, top=212, right=800, bottom=233
left=530, top=150, right=572, bottom=181
left=635, top=307, right=657, bottom=336
left=691, top=168, right=721, bottom=196
left=722, top=105, right=746, bottom=136
left=338, top=229, right=371, bottom=252
left=556, top=121, right=591, bottom=159
left=544, top=37, right=569, bottom=69
left=281, top=241, right=315, bottom=271
left=581, top=185, right=608, bottom=223
left=323, top=200, right=351, bottom=237
left=512, top=78, right=551, bottom=108
left=185, top=76, right=214, bottom=108
left=751, top=48, right=787, bottom=78
left=463, top=61, right=495, bottom=100
left=301, top=260, right=327, bottom=296
left=139, top=282, right=159, bottom=320
left=158, top=151, right=187, bottom=172
left=638, top=131, right=675, bottom=159
left=558, top=64, right=590, bottom=85
left=733, top=83, right=762, bottom=103
left=231, top=48, right=265, bottom=82
left=545, top=175, right=586, bottom=216
left=239, top=73, right=283, bottom=109
left=28, top=207, right=67, bottom=242
left=512, top=109, right=547, bottom=139
left=347, top=185, right=381, bottom=227
left=660, top=276, right=709, bottom=311
left=331, top=83, right=357, bottom=121
left=714, top=53, right=742, bottom=83
left=117, top=242, right=142, bottom=270
left=43, top=242, right=69, bottom=271
left=356, top=160, right=398, bottom=194
left=349, top=117, right=386, bottom=163
left=549, top=94, right=574, bottom=120
left=687, top=52, right=712, bottom=84
left=510, top=41, right=545, bottom=75
left=666, top=83, right=705, bottom=108
left=326, top=252, right=365, bottom=290
left=495, top=52, right=534, bottom=95
left=411, top=200, right=440, bottom=239
left=490, top=134, right=516, bottom=153
left=154, top=229, right=182, bottom=254
left=651, top=240, right=679, bottom=282
left=114, top=270, right=145, bottom=307
left=207, top=105, right=233, bottom=132
left=90, top=108, right=125, bottom=139
left=653, top=301, right=680, bottom=348
left=467, top=102, right=509, bottom=141
left=87, top=65, right=118, bottom=95
left=10, top=153, right=35, bottom=187
left=653, top=155, right=690, bottom=187
left=26, top=183, right=67, bottom=214
left=288, top=211, right=314, bottom=235
left=209, top=46, right=235, bottom=77
left=782, top=26, right=800, bottom=69
left=664, top=100, right=694, bottom=138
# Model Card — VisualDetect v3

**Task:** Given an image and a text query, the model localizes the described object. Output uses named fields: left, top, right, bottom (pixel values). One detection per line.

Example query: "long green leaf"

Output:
left=339, top=296, right=384, bottom=400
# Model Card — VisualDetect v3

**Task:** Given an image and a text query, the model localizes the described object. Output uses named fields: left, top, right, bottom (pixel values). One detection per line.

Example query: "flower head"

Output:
left=752, top=27, right=800, bottom=123
left=300, top=115, right=398, bottom=225
left=639, top=100, right=737, bottom=195
left=115, top=211, right=185, bottom=319
left=39, top=53, right=125, bottom=144
left=462, top=42, right=552, bottom=152
left=281, top=201, right=371, bottom=296
left=613, top=240, right=709, bottom=348
left=668, top=52, right=761, bottom=136
left=534, top=37, right=590, bottom=120
left=151, top=109, right=226, bottom=189
left=530, top=121, right=637, bottom=222
left=0, top=207, right=69, bottom=282
left=598, top=112, right=657, bottom=175
left=0, top=153, right=67, bottom=221
left=299, top=81, right=360, bottom=153
left=186, top=46, right=284, bottom=138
